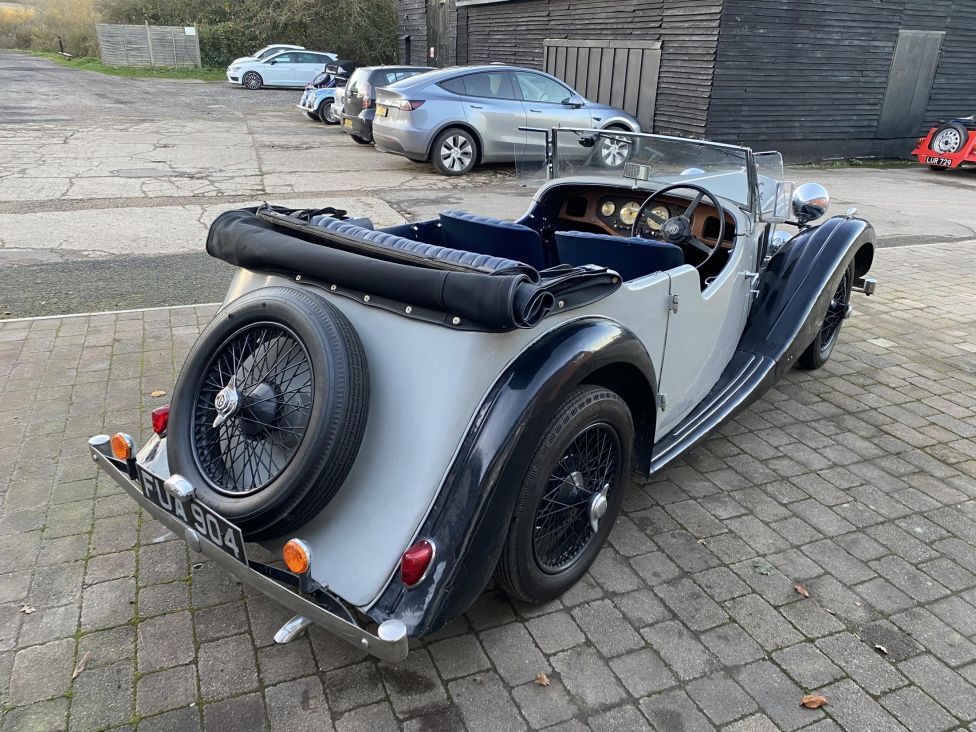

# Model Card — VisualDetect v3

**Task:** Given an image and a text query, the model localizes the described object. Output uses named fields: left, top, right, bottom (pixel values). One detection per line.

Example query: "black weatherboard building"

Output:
left=398, top=0, right=976, bottom=160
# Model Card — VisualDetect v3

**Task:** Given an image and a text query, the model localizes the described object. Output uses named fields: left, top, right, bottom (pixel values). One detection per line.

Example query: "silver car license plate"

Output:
left=138, top=466, right=247, bottom=565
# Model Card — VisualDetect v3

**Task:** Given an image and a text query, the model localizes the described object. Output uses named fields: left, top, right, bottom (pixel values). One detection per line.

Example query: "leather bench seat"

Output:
left=439, top=210, right=548, bottom=270
left=554, top=231, right=684, bottom=281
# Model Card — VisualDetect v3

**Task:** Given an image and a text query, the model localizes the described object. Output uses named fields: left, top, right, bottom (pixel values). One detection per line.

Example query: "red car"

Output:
left=912, top=116, right=976, bottom=171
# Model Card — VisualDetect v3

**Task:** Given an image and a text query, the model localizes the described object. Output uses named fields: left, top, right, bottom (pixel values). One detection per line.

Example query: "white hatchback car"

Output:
left=228, top=50, right=337, bottom=90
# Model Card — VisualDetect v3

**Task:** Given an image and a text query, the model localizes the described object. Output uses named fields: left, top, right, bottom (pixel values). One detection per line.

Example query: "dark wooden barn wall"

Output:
left=399, top=0, right=428, bottom=65
left=455, top=0, right=723, bottom=138
left=707, top=0, right=976, bottom=158
left=925, top=0, right=976, bottom=128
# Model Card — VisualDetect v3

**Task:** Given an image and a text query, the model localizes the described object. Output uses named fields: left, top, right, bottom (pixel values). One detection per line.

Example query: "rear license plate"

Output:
left=343, top=118, right=353, bottom=128
left=138, top=466, right=247, bottom=565
left=376, top=105, right=388, bottom=117
left=926, top=156, right=953, bottom=166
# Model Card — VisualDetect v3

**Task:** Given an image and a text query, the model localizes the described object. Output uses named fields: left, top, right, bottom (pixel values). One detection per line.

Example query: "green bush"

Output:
left=0, top=0, right=397, bottom=69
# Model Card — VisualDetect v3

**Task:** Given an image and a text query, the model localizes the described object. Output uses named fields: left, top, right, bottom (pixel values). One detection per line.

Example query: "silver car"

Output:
left=373, top=65, right=641, bottom=176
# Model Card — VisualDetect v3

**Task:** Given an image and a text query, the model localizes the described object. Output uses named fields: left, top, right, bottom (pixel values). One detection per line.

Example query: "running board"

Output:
left=650, top=351, right=775, bottom=473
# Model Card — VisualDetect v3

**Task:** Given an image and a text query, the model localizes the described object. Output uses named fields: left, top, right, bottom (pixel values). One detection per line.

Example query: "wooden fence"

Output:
left=96, top=23, right=201, bottom=68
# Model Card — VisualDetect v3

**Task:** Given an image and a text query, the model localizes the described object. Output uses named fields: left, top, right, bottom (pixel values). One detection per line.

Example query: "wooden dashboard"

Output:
left=555, top=185, right=737, bottom=247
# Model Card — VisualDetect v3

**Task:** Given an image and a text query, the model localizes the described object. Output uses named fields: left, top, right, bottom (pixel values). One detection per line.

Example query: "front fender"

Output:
left=367, top=317, right=657, bottom=636
left=744, top=216, right=875, bottom=376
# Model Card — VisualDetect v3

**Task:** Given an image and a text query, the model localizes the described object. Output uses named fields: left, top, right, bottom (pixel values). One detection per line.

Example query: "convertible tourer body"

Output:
left=90, top=129, right=876, bottom=661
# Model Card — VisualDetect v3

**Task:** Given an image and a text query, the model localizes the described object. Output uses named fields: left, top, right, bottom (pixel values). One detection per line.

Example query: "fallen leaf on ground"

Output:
left=874, top=644, right=888, bottom=655
left=19, top=604, right=36, bottom=614
left=72, top=651, right=92, bottom=679
left=752, top=558, right=775, bottom=575
left=794, top=583, right=810, bottom=598
left=534, top=673, right=550, bottom=687
left=800, top=694, right=828, bottom=709
left=150, top=389, right=167, bottom=398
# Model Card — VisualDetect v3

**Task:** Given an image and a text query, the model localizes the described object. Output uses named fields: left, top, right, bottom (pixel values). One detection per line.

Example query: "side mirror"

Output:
left=792, top=183, right=830, bottom=225
left=564, top=94, right=585, bottom=108
left=268, top=59, right=277, bottom=65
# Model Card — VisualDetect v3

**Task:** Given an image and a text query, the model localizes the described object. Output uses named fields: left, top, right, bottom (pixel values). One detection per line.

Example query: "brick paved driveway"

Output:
left=1, top=240, right=975, bottom=731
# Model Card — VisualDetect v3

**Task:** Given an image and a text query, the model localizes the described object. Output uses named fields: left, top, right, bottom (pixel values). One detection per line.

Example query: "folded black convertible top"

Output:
left=207, top=207, right=620, bottom=331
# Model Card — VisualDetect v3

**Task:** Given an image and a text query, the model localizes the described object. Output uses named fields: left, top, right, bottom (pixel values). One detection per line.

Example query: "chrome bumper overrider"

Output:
left=88, top=439, right=409, bottom=662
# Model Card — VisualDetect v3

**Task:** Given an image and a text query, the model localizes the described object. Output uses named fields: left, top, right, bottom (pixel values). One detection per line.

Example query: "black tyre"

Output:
left=930, top=121, right=968, bottom=154
left=495, top=385, right=633, bottom=603
left=242, top=71, right=263, bottom=91
left=306, top=111, right=319, bottom=121
left=168, top=287, right=369, bottom=540
left=431, top=127, right=478, bottom=176
left=596, top=126, right=633, bottom=169
left=351, top=134, right=372, bottom=145
left=319, top=99, right=338, bottom=125
left=798, top=263, right=854, bottom=370
left=929, top=164, right=949, bottom=172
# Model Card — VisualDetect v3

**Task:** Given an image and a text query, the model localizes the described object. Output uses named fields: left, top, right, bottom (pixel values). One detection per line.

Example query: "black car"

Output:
left=340, top=65, right=433, bottom=144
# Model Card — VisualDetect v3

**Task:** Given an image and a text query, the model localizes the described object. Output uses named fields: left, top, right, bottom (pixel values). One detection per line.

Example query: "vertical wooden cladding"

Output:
left=543, top=39, right=661, bottom=130
left=458, top=0, right=721, bottom=138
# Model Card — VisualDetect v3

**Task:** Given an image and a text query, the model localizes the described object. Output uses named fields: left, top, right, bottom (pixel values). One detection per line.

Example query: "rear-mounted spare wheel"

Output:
left=167, top=287, right=369, bottom=541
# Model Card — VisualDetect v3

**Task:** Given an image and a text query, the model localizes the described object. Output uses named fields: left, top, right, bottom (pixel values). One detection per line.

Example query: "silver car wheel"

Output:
left=243, top=72, right=262, bottom=91
left=600, top=137, right=630, bottom=167
left=440, top=135, right=474, bottom=173
left=933, top=128, right=962, bottom=153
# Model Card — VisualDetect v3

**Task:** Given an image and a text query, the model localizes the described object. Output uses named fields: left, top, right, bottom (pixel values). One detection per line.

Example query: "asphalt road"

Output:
left=2, top=51, right=975, bottom=319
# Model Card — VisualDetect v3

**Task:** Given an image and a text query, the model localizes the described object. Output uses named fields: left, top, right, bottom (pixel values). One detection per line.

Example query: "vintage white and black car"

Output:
left=89, top=129, right=877, bottom=662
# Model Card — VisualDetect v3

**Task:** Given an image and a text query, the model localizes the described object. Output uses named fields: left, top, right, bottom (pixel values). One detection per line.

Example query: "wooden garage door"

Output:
left=877, top=30, right=945, bottom=139
left=543, top=39, right=662, bottom=132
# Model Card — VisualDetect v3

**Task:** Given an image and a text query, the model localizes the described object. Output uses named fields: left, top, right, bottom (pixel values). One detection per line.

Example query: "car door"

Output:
left=653, top=219, right=757, bottom=439
left=513, top=72, right=589, bottom=155
left=262, top=52, right=296, bottom=86
left=457, top=71, right=527, bottom=162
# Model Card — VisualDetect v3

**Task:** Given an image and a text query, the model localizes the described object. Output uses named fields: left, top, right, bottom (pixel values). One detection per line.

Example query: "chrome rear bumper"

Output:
left=88, top=437, right=409, bottom=662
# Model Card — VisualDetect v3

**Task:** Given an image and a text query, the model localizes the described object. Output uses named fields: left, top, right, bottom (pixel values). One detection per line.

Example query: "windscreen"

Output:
left=518, top=129, right=754, bottom=210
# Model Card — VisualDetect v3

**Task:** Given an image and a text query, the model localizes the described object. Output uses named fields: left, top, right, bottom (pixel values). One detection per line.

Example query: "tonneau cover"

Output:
left=207, top=206, right=620, bottom=331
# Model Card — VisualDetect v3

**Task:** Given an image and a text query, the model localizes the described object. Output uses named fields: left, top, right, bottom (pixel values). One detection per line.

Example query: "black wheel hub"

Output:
left=239, top=382, right=279, bottom=437
left=820, top=271, right=852, bottom=355
left=533, top=424, right=621, bottom=573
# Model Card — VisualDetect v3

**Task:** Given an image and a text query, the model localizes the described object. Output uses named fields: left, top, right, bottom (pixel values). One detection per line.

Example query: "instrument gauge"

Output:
left=647, top=205, right=671, bottom=231
left=619, top=201, right=641, bottom=227
left=600, top=200, right=616, bottom=217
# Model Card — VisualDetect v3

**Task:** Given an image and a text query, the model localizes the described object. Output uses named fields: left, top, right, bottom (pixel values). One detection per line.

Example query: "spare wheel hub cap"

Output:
left=212, top=378, right=240, bottom=428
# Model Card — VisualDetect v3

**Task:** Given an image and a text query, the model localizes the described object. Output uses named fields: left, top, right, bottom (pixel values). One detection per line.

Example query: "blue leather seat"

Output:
left=439, top=210, right=548, bottom=270
left=554, top=231, right=684, bottom=281
left=310, top=216, right=532, bottom=274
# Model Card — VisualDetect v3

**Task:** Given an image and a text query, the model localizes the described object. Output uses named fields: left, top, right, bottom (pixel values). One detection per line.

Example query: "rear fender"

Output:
left=367, top=317, right=657, bottom=636
left=743, top=216, right=875, bottom=376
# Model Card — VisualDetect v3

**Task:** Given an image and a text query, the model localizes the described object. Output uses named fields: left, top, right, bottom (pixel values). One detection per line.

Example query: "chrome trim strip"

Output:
left=90, top=446, right=409, bottom=663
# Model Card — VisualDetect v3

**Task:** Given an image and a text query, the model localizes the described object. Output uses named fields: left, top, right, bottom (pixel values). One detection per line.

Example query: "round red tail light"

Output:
left=400, top=540, right=435, bottom=587
left=151, top=406, right=171, bottom=435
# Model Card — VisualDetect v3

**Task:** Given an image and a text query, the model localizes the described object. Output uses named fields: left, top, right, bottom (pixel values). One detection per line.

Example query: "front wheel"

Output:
left=495, top=385, right=633, bottom=603
left=797, top=263, right=854, bottom=370
left=306, top=111, right=319, bottom=121
left=351, top=134, right=372, bottom=145
left=431, top=127, right=478, bottom=176
left=319, top=100, right=338, bottom=125
left=242, top=71, right=263, bottom=91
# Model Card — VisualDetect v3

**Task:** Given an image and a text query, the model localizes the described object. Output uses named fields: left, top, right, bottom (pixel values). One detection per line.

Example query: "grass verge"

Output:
left=23, top=50, right=226, bottom=81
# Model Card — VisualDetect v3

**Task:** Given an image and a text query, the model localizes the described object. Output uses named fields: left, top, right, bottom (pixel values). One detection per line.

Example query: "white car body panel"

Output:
left=228, top=50, right=336, bottom=88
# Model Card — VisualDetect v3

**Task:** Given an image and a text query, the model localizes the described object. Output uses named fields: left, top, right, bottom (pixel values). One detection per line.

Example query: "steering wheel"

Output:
left=630, top=183, right=726, bottom=270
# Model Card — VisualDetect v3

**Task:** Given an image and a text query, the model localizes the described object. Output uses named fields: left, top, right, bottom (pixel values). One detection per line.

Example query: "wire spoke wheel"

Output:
left=191, top=322, right=314, bottom=497
left=532, top=423, right=621, bottom=573
left=819, top=269, right=852, bottom=357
